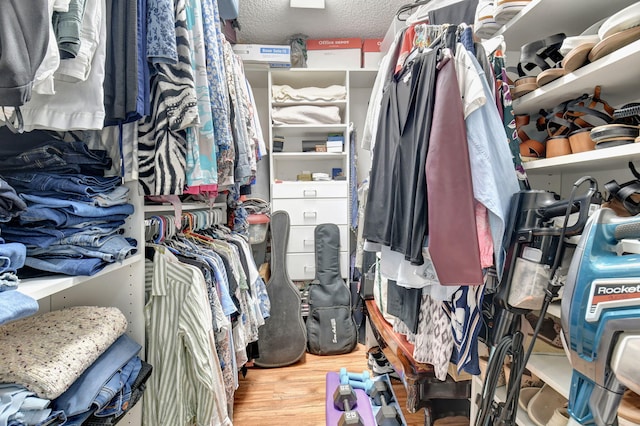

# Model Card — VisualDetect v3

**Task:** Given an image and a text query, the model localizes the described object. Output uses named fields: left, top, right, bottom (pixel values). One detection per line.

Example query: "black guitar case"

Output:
left=306, top=223, right=358, bottom=355
left=254, top=210, right=307, bottom=367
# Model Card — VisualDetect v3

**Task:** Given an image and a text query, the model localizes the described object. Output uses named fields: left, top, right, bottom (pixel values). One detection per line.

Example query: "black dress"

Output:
left=363, top=49, right=438, bottom=266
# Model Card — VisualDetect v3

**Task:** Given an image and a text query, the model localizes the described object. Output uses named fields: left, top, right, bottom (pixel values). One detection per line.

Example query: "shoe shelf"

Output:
left=526, top=354, right=572, bottom=399
left=471, top=376, right=537, bottom=426
left=18, top=253, right=143, bottom=301
left=522, top=141, right=640, bottom=175
left=512, top=39, right=640, bottom=115
left=496, top=0, right=638, bottom=55
left=546, top=301, right=562, bottom=319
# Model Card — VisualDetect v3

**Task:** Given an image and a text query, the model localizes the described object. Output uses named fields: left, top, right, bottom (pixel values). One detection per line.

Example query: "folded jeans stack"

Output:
left=0, top=177, right=37, bottom=326
left=0, top=141, right=136, bottom=277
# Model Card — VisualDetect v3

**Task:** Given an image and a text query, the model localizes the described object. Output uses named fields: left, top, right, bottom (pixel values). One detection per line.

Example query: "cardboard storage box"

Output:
left=232, top=44, right=291, bottom=67
left=362, top=38, right=383, bottom=69
left=306, top=38, right=361, bottom=69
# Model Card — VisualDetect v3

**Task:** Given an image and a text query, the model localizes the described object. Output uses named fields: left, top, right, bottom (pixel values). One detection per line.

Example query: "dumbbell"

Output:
left=333, top=383, right=364, bottom=426
left=339, top=367, right=370, bottom=384
left=348, top=378, right=374, bottom=394
left=369, top=381, right=402, bottom=426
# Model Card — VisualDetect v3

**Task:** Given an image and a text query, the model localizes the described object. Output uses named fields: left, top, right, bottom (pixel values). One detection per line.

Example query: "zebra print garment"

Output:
left=138, top=0, right=198, bottom=196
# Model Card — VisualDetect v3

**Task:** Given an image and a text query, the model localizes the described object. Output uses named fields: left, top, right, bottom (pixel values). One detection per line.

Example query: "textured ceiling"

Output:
left=236, top=0, right=412, bottom=44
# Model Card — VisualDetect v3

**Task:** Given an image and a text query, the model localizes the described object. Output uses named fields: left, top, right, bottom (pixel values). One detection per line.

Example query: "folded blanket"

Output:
left=0, top=306, right=128, bottom=399
left=272, top=105, right=341, bottom=125
left=272, top=84, right=346, bottom=102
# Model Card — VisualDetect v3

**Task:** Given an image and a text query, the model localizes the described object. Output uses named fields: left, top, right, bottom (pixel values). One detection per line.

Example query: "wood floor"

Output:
left=233, top=344, right=425, bottom=426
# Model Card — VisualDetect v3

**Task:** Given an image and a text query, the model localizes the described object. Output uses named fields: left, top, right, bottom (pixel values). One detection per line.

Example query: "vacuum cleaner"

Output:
left=562, top=207, right=640, bottom=426
left=476, top=177, right=599, bottom=426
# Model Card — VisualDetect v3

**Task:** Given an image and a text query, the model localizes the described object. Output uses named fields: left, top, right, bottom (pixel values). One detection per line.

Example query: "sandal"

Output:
left=517, top=33, right=566, bottom=78
left=524, top=312, right=563, bottom=349
left=512, top=33, right=566, bottom=98
left=515, top=114, right=545, bottom=159
left=537, top=86, right=614, bottom=137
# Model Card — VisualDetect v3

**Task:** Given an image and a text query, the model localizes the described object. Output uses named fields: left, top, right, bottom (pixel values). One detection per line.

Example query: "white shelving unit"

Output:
left=472, top=2, right=640, bottom=425
left=495, top=0, right=637, bottom=56
left=527, top=354, right=572, bottom=399
left=266, top=68, right=377, bottom=281
left=20, top=254, right=143, bottom=301
left=16, top=181, right=147, bottom=426
left=513, top=39, right=640, bottom=115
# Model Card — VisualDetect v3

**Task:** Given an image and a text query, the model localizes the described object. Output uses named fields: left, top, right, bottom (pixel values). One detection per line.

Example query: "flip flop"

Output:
left=493, top=0, right=531, bottom=25
left=589, top=25, right=640, bottom=62
left=518, top=387, right=541, bottom=411
left=598, top=2, right=640, bottom=40
left=512, top=76, right=538, bottom=99
left=561, top=41, right=597, bottom=72
left=536, top=66, right=565, bottom=87
left=527, top=384, right=567, bottom=426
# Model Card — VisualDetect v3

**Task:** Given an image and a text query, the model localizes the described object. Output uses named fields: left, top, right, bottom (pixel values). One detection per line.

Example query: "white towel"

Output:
left=272, top=84, right=346, bottom=102
left=272, top=105, right=341, bottom=125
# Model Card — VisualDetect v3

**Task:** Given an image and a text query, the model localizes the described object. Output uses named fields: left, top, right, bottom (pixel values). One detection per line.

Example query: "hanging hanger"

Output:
left=396, top=0, right=434, bottom=22
left=406, top=0, right=467, bottom=24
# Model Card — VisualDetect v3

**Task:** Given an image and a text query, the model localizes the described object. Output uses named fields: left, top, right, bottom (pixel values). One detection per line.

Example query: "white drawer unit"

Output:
left=286, top=252, right=349, bottom=280
left=272, top=181, right=348, bottom=199
left=272, top=198, right=348, bottom=226
left=287, top=225, right=349, bottom=253
left=267, top=70, right=359, bottom=281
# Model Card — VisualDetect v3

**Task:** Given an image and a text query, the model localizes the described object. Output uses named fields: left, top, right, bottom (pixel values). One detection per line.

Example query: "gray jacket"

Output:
left=0, top=1, right=49, bottom=106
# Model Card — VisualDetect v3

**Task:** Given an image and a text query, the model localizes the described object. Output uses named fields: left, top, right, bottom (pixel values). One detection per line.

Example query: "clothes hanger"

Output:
left=396, top=0, right=435, bottom=22
left=406, top=0, right=467, bottom=24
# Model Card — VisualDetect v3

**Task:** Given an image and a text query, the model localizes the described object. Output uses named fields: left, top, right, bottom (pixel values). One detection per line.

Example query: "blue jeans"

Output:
left=20, top=209, right=131, bottom=228
left=24, top=256, right=108, bottom=276
left=0, top=221, right=125, bottom=249
left=29, top=237, right=137, bottom=263
left=53, top=334, right=141, bottom=420
left=19, top=194, right=134, bottom=225
left=0, top=140, right=111, bottom=174
left=93, top=357, right=142, bottom=417
left=0, top=272, right=19, bottom=291
left=0, top=242, right=26, bottom=273
left=0, top=178, right=27, bottom=222
left=2, top=173, right=121, bottom=198
left=53, top=228, right=124, bottom=247
left=0, top=384, right=60, bottom=426
left=0, top=290, right=38, bottom=325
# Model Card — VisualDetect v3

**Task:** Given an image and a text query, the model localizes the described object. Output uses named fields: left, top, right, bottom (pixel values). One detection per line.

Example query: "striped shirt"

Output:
left=144, top=248, right=231, bottom=426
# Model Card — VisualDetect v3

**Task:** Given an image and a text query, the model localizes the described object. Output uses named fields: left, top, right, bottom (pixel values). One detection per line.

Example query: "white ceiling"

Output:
left=236, top=0, right=412, bottom=44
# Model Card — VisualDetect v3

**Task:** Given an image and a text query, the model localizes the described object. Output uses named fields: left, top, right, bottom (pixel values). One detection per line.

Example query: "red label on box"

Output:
left=363, top=38, right=383, bottom=52
left=307, top=37, right=362, bottom=50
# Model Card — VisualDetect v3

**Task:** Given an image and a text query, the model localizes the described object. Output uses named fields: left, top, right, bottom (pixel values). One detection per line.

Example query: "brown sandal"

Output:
left=516, top=114, right=545, bottom=159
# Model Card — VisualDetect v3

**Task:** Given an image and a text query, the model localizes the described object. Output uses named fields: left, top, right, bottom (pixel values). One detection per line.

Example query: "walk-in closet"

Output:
left=1, top=1, right=640, bottom=425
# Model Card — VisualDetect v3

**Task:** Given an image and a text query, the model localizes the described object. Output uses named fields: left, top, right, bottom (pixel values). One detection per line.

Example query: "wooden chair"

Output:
left=365, top=299, right=472, bottom=425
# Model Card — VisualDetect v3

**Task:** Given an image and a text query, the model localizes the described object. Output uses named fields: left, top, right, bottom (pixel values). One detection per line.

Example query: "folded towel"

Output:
left=272, top=105, right=341, bottom=125
left=0, top=306, right=128, bottom=399
left=272, top=84, right=346, bottom=102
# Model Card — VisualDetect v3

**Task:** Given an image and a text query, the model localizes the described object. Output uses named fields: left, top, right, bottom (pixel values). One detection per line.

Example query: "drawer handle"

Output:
left=303, top=239, right=314, bottom=246
left=303, top=211, right=318, bottom=218
left=303, top=189, right=317, bottom=198
left=304, top=265, right=315, bottom=272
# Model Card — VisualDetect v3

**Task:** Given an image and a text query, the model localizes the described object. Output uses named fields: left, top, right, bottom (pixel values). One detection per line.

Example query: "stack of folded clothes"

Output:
left=0, top=140, right=137, bottom=277
left=0, top=176, right=37, bottom=325
left=0, top=306, right=152, bottom=426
